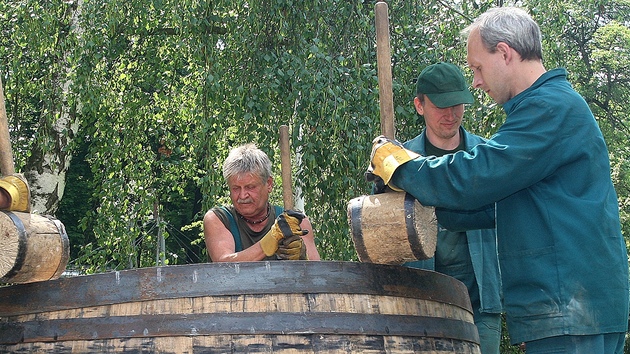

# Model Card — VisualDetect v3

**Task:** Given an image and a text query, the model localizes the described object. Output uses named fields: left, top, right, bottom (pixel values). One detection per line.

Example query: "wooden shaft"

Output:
left=279, top=125, right=294, bottom=210
left=375, top=1, right=395, bottom=139
left=0, top=76, right=15, bottom=175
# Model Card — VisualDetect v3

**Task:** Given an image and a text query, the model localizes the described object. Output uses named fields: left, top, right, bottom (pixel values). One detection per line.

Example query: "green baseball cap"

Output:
left=415, top=62, right=474, bottom=108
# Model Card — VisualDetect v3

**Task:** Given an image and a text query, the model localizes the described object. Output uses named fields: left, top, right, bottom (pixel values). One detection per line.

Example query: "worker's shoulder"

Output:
left=205, top=205, right=233, bottom=221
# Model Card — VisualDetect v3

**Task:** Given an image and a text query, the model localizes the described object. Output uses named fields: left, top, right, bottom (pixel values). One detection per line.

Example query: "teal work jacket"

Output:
left=402, top=128, right=502, bottom=315
left=391, top=69, right=629, bottom=343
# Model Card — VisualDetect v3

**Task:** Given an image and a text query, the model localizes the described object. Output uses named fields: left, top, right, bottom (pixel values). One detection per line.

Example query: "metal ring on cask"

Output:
left=0, top=261, right=480, bottom=353
left=348, top=191, right=437, bottom=264
left=0, top=211, right=70, bottom=284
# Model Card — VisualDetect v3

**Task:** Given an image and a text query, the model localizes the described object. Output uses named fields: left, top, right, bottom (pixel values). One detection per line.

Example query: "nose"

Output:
left=442, top=106, right=455, bottom=117
left=472, top=73, right=483, bottom=89
left=233, top=188, right=247, bottom=201
left=239, top=189, right=249, bottom=199
left=444, top=106, right=462, bottom=121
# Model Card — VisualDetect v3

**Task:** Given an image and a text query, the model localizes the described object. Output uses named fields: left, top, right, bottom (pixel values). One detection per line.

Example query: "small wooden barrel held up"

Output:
left=0, top=211, right=69, bottom=284
left=348, top=191, right=437, bottom=264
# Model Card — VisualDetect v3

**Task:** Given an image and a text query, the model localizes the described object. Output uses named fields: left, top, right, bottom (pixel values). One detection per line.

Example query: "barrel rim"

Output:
left=0, top=261, right=472, bottom=317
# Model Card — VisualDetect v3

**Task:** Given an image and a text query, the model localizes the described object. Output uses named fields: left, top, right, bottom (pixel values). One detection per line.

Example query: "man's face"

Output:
left=414, top=95, right=464, bottom=144
left=227, top=172, right=272, bottom=218
left=466, top=29, right=511, bottom=105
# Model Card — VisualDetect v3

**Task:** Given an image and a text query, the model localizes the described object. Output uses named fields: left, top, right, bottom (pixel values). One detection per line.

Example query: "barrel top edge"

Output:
left=0, top=261, right=471, bottom=316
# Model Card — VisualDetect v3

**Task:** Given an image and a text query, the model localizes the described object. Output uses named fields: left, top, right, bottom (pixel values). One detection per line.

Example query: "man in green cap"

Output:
left=400, top=62, right=502, bottom=354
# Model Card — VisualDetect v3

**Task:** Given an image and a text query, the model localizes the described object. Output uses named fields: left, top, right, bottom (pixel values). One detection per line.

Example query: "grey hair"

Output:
left=462, top=7, right=543, bottom=61
left=222, top=143, right=272, bottom=182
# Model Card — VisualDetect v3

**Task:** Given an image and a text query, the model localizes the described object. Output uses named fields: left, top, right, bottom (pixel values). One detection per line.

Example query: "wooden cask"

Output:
left=0, top=211, right=69, bottom=284
left=348, top=192, right=437, bottom=264
left=0, top=261, right=479, bottom=353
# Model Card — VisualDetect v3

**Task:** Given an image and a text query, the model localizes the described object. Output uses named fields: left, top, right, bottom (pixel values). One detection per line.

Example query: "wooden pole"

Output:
left=0, top=76, right=15, bottom=175
left=375, top=1, right=395, bottom=139
left=279, top=125, right=294, bottom=210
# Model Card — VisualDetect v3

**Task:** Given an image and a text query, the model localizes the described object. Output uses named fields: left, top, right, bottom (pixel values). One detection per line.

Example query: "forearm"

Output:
left=303, top=235, right=321, bottom=260
left=298, top=218, right=320, bottom=260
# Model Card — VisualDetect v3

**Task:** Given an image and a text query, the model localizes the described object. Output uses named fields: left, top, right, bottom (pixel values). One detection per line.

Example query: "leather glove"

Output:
left=368, top=135, right=420, bottom=186
left=0, top=174, right=31, bottom=212
left=275, top=235, right=308, bottom=260
left=260, top=210, right=309, bottom=256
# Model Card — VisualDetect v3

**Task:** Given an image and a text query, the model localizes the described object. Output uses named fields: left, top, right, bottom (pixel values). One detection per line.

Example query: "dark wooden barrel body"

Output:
left=0, top=261, right=480, bottom=353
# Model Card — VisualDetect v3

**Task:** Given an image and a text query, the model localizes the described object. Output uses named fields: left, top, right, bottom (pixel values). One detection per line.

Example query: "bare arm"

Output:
left=300, top=217, right=320, bottom=260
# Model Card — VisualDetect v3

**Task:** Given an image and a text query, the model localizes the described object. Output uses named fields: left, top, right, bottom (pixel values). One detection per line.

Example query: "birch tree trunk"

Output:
left=23, top=0, right=81, bottom=215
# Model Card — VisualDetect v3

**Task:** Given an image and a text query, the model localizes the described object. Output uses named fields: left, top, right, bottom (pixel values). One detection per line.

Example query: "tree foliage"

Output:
left=1, top=0, right=628, bottom=275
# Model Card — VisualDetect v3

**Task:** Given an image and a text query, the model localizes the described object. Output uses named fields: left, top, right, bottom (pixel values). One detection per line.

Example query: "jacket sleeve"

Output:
left=435, top=204, right=495, bottom=231
left=391, top=97, right=570, bottom=210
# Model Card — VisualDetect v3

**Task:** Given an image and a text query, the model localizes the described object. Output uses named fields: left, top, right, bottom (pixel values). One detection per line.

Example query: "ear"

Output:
left=496, top=42, right=513, bottom=64
left=266, top=176, right=273, bottom=191
left=413, top=96, right=424, bottom=115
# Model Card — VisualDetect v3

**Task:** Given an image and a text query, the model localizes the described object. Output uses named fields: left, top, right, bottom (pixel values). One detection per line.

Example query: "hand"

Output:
left=259, top=210, right=309, bottom=256
left=275, top=235, right=308, bottom=260
left=368, top=136, right=420, bottom=186
left=0, top=174, right=31, bottom=212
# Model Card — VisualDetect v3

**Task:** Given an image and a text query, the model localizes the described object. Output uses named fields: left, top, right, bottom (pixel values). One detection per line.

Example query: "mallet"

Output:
left=347, top=2, right=436, bottom=265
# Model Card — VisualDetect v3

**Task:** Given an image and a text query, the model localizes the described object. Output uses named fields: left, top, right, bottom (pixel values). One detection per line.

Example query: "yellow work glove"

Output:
left=260, top=210, right=308, bottom=257
left=368, top=135, right=420, bottom=186
left=0, top=174, right=31, bottom=212
left=276, top=235, right=308, bottom=260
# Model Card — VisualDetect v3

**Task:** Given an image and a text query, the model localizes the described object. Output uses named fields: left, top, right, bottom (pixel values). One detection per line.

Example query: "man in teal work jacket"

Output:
left=368, top=7, right=629, bottom=353
left=400, top=62, right=502, bottom=354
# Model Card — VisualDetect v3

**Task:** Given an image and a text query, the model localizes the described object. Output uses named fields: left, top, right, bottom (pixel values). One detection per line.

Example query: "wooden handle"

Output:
left=375, top=1, right=395, bottom=139
left=0, top=76, right=15, bottom=175
left=279, top=125, right=294, bottom=210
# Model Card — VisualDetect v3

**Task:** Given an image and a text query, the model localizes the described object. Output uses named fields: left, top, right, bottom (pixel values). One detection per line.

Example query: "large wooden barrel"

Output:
left=348, top=191, right=437, bottom=264
left=0, top=261, right=480, bottom=353
left=0, top=211, right=69, bottom=284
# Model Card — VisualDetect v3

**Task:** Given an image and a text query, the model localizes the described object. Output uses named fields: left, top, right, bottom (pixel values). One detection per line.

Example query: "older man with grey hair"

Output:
left=204, top=143, right=320, bottom=262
